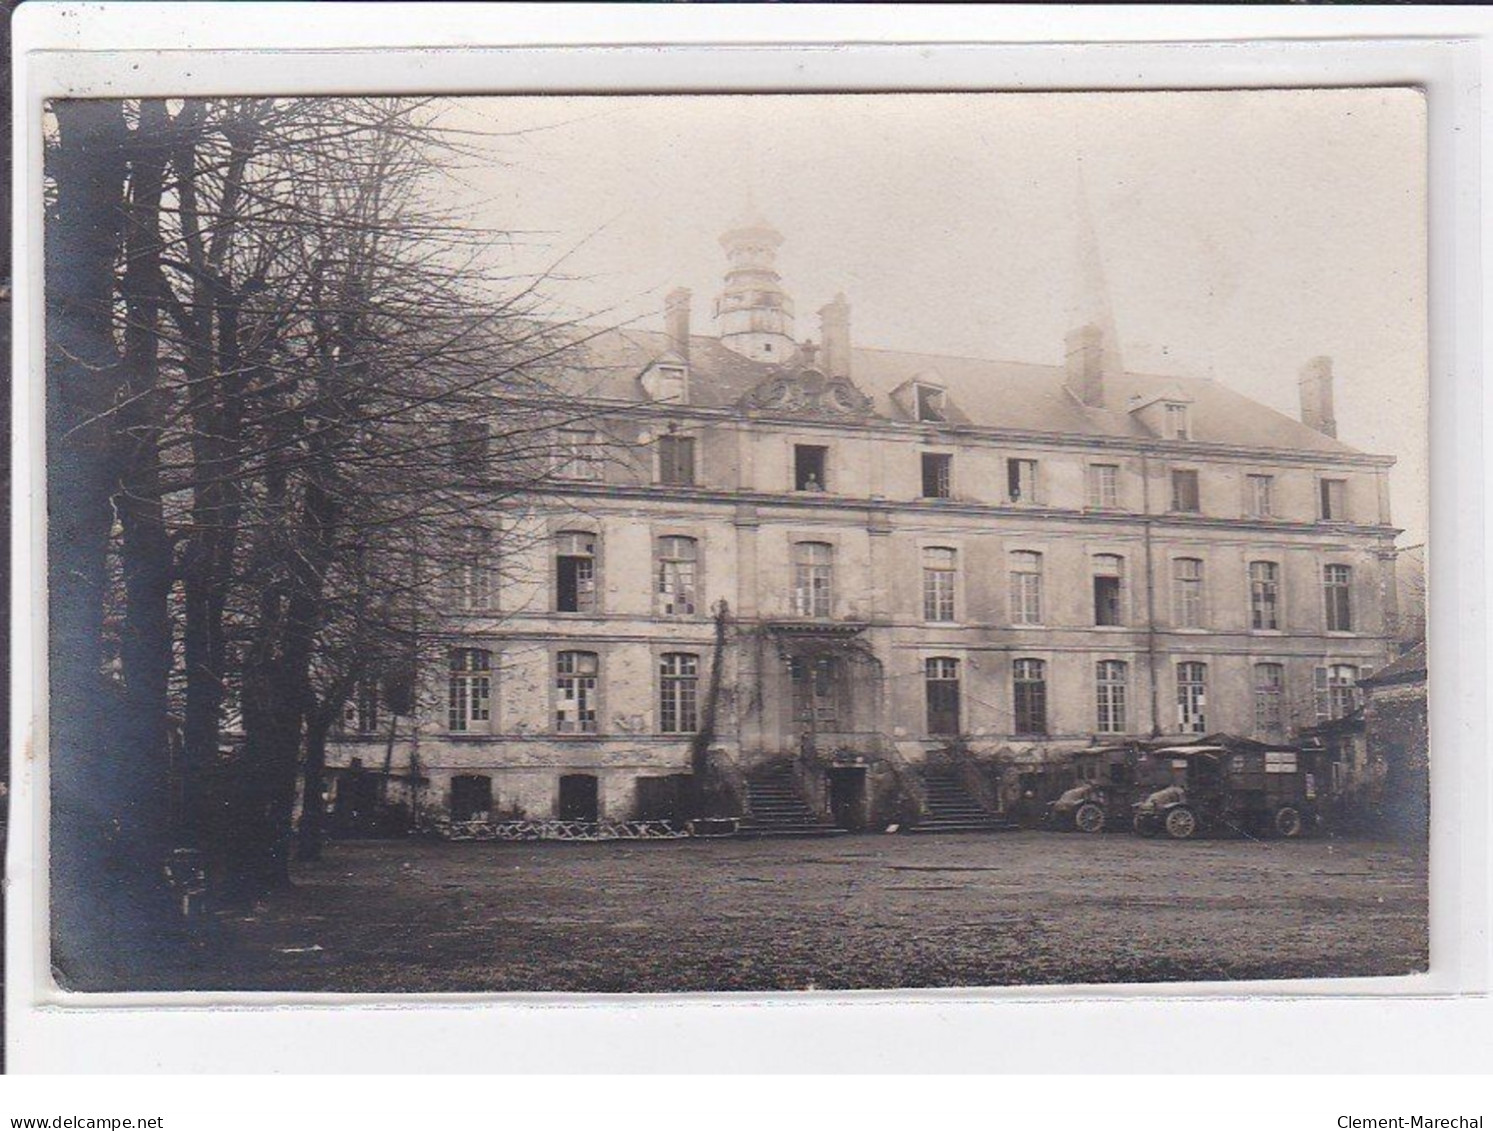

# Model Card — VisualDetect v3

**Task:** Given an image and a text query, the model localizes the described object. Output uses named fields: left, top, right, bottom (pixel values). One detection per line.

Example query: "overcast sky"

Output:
left=441, top=90, right=1427, bottom=546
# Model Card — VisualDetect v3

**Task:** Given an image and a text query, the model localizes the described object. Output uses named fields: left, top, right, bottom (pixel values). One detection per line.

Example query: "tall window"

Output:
left=455, top=525, right=493, bottom=612
left=922, top=547, right=957, bottom=622
left=555, top=651, right=600, bottom=734
left=659, top=653, right=700, bottom=734
left=1088, top=463, right=1120, bottom=509
left=1093, top=554, right=1124, bottom=626
left=345, top=679, right=380, bottom=734
left=657, top=434, right=696, bottom=486
left=1246, top=474, right=1274, bottom=518
left=1165, top=402, right=1191, bottom=440
left=1096, top=660, right=1128, bottom=734
left=925, top=657, right=961, bottom=736
left=915, top=385, right=947, bottom=423
left=1173, top=558, right=1204, bottom=628
left=1254, top=662, right=1285, bottom=737
left=450, top=420, right=490, bottom=471
left=921, top=452, right=952, bottom=499
left=1009, top=551, right=1043, bottom=625
left=555, top=531, right=597, bottom=613
left=792, top=542, right=834, bottom=618
left=1324, top=564, right=1354, bottom=631
left=794, top=445, right=828, bottom=491
left=556, top=428, right=602, bottom=481
left=1177, top=661, right=1207, bottom=734
left=1249, top=561, right=1281, bottom=630
left=1013, top=658, right=1048, bottom=736
left=447, top=648, right=492, bottom=733
left=1320, top=478, right=1348, bottom=521
left=1171, top=468, right=1201, bottom=513
left=1315, top=663, right=1361, bottom=721
left=1007, top=458, right=1038, bottom=504
left=656, top=536, right=698, bottom=617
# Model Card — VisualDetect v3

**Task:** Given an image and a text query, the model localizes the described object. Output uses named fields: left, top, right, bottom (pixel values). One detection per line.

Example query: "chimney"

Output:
left=665, top=287, right=691, bottom=362
left=819, top=293, right=851, bottom=379
left=1065, top=323, right=1106, bottom=409
left=1299, top=355, right=1337, bottom=437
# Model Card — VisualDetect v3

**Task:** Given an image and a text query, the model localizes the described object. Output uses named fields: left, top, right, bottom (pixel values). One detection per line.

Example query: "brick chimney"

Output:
left=1299, top=355, right=1337, bottom=438
left=665, top=287, right=691, bottom=362
left=1065, top=323, right=1106, bottom=409
left=819, top=293, right=851, bottom=379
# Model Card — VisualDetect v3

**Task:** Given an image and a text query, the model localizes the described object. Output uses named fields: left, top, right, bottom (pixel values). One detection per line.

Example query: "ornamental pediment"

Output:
left=738, top=366, right=875, bottom=419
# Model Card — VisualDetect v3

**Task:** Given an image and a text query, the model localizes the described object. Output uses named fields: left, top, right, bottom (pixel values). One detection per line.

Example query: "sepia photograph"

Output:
left=42, top=87, right=1430, bottom=995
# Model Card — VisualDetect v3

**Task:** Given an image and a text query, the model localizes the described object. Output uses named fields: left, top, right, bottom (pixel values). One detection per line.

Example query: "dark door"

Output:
left=333, top=768, right=380, bottom=834
left=450, top=774, right=493, bottom=822
left=828, top=767, right=867, bottom=832
left=559, top=773, right=599, bottom=821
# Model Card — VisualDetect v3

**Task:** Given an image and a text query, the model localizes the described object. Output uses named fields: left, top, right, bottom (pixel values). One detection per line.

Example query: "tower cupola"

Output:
left=713, top=215, right=797, bottom=362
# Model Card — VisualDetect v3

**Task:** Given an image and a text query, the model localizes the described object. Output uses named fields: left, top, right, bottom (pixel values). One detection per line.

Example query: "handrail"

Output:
left=876, top=734, right=930, bottom=822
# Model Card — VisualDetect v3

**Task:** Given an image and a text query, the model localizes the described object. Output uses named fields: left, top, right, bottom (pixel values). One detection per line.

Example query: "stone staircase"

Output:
left=740, top=767, right=838, bottom=837
left=909, top=767, right=1012, bottom=834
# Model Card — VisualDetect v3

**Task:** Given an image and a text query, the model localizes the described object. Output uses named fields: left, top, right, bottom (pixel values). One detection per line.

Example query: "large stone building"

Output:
left=328, top=217, right=1400, bottom=831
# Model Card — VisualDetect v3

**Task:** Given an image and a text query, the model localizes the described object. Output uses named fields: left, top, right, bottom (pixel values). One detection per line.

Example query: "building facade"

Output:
left=328, top=218, right=1400, bottom=829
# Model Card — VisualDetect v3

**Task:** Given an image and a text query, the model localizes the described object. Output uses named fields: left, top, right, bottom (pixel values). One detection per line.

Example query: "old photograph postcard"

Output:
left=40, top=88, right=1428, bottom=995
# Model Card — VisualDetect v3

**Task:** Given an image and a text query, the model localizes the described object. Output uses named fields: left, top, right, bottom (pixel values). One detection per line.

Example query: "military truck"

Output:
left=1130, top=738, right=1319, bottom=840
left=1047, top=744, right=1145, bottom=832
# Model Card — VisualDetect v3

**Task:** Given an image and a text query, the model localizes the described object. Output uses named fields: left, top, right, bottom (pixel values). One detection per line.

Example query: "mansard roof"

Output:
left=563, top=326, right=1367, bottom=457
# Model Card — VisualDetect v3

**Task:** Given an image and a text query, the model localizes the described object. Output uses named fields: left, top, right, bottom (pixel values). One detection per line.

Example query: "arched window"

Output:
left=1254, top=663, right=1285, bottom=737
left=922, top=547, right=957, bottom=622
left=1177, top=661, right=1207, bottom=734
left=659, top=653, right=700, bottom=734
left=556, top=650, right=600, bottom=733
left=448, top=648, right=492, bottom=733
left=1096, top=660, right=1128, bottom=734
left=1249, top=561, right=1280, bottom=630
left=792, top=541, right=834, bottom=618
left=656, top=536, right=699, bottom=616
left=1173, top=558, right=1204, bottom=628
left=1093, top=554, right=1124, bottom=626
left=1009, top=551, right=1043, bottom=625
left=555, top=531, right=597, bottom=613
left=1013, top=658, right=1048, bottom=736
left=925, top=657, right=961, bottom=736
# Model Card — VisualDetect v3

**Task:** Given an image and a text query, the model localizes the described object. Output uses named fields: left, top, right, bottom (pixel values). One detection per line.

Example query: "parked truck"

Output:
left=1130, top=738, right=1319, bottom=840
left=1047, top=744, right=1147, bottom=832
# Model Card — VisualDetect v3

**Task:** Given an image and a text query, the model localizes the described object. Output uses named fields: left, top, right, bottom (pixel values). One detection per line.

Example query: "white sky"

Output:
left=439, top=90, right=1428, bottom=545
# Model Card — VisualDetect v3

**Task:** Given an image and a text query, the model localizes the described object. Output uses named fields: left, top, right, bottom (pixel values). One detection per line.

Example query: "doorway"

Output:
left=827, top=767, right=867, bottom=832
left=559, top=773, right=600, bottom=821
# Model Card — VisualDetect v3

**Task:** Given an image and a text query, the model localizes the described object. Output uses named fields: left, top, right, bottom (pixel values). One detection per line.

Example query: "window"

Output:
left=1088, top=463, right=1120, bottom=509
left=450, top=420, right=489, bottom=471
left=659, top=653, right=700, bottom=734
left=1013, top=658, right=1048, bottom=736
left=1246, top=474, right=1274, bottom=518
left=344, top=679, right=380, bottom=734
left=555, top=531, right=597, bottom=613
left=657, top=434, right=696, bottom=486
left=925, top=657, right=961, bottom=736
left=1096, top=660, right=1128, bottom=734
left=555, top=651, right=599, bottom=733
left=1324, top=564, right=1354, bottom=631
left=1171, top=468, right=1201, bottom=513
left=652, top=365, right=686, bottom=403
left=1177, top=661, right=1207, bottom=734
left=922, top=547, right=957, bottom=622
left=1320, top=478, right=1348, bottom=522
left=791, top=656, right=842, bottom=728
left=1249, top=561, right=1281, bottom=631
left=792, top=541, right=834, bottom=618
left=1093, top=554, right=1124, bottom=626
left=447, top=648, right=492, bottom=733
left=1254, top=663, right=1285, bottom=737
left=1314, top=663, right=1361, bottom=721
left=656, top=536, right=699, bottom=617
left=454, top=525, right=492, bottom=612
left=915, top=385, right=947, bottom=423
left=921, top=452, right=952, bottom=499
left=556, top=429, right=602, bottom=481
left=1165, top=402, right=1191, bottom=440
left=1173, top=558, right=1204, bottom=628
left=794, top=445, right=828, bottom=492
left=1007, top=459, right=1038, bottom=504
left=1009, top=551, right=1043, bottom=625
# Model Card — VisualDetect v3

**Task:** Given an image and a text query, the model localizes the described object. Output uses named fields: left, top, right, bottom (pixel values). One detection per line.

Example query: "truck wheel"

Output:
left=1074, top=802, right=1106, bottom=834
left=1133, top=813, right=1158, bottom=838
left=1274, top=806, right=1304, bottom=839
left=1164, top=807, right=1198, bottom=840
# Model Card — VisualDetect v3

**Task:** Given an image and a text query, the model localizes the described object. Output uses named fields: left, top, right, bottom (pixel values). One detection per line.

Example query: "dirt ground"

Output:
left=131, top=830, right=1427, bottom=993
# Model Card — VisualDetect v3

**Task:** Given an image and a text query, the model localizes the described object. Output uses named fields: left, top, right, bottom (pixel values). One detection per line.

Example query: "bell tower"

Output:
left=714, top=215, right=797, bottom=362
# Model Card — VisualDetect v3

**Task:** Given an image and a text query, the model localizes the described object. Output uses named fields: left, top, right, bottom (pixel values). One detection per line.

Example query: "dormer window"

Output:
left=641, top=362, right=688, bottom=405
left=915, top=384, right=947, bottom=423
left=1165, top=402, right=1191, bottom=440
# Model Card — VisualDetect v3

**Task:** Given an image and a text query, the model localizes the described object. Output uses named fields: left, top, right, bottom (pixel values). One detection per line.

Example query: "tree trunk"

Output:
left=297, top=705, right=336, bottom=862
